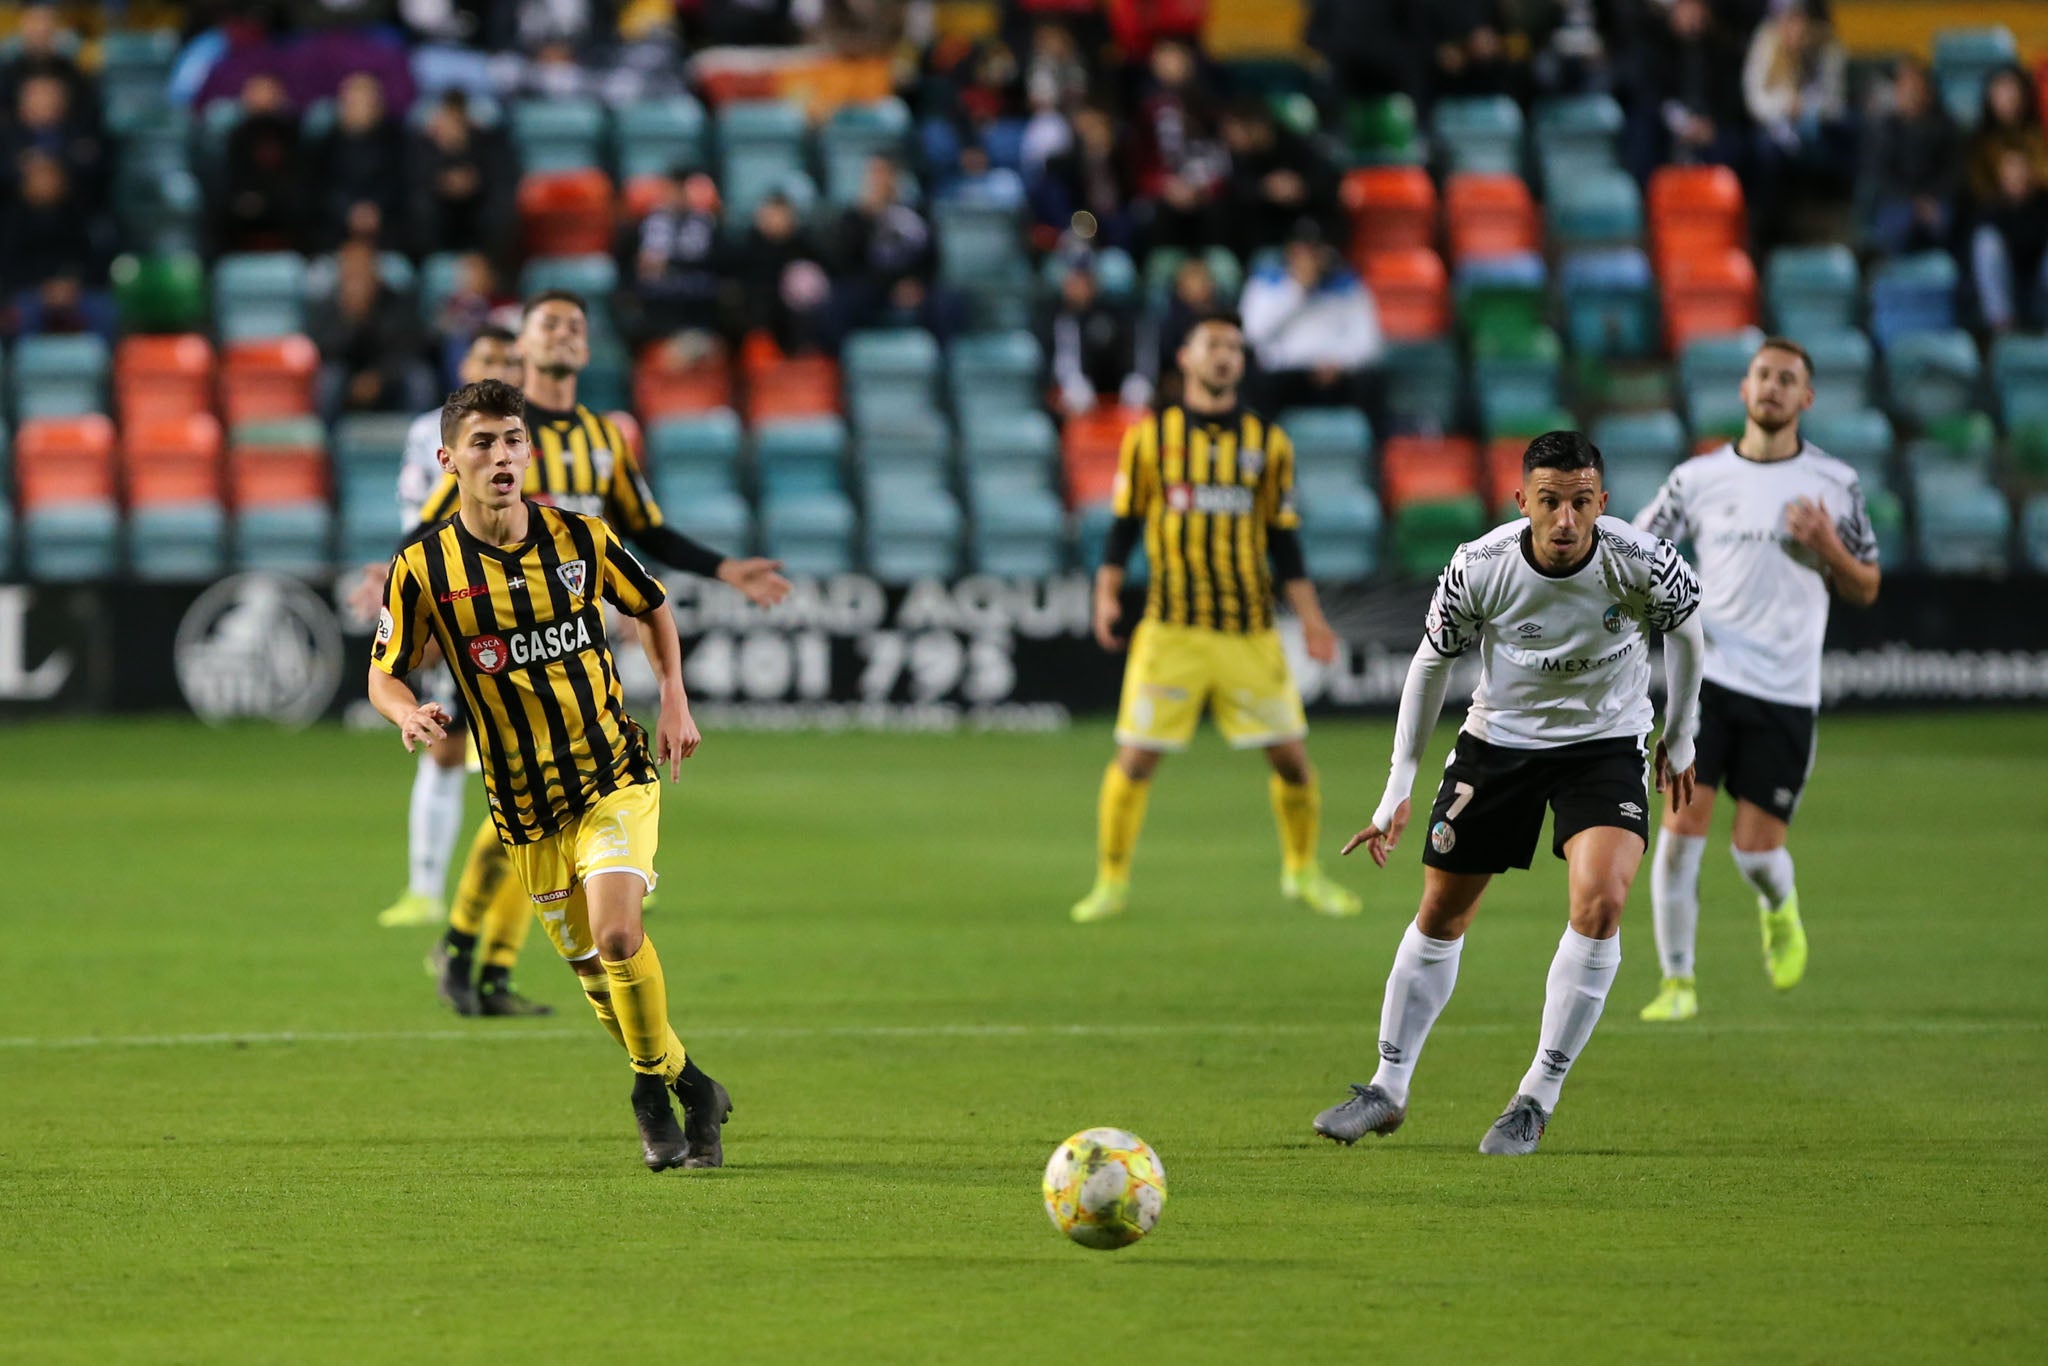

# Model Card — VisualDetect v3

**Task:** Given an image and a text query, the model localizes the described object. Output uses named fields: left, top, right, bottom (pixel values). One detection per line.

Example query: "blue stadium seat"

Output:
left=1800, top=328, right=1876, bottom=414
left=1531, top=93, right=1623, bottom=187
left=213, top=253, right=308, bottom=341
left=235, top=503, right=333, bottom=577
left=722, top=165, right=819, bottom=234
left=0, top=494, right=12, bottom=577
left=958, top=410, right=1058, bottom=486
left=511, top=98, right=607, bottom=173
left=822, top=98, right=912, bottom=204
left=966, top=471, right=1066, bottom=577
left=1431, top=96, right=1525, bottom=175
left=1040, top=247, right=1139, bottom=305
left=330, top=413, right=417, bottom=479
left=1678, top=327, right=1765, bottom=426
left=854, top=408, right=952, bottom=483
left=1884, top=329, right=1982, bottom=426
left=754, top=416, right=848, bottom=499
left=665, top=487, right=754, bottom=556
left=129, top=502, right=227, bottom=582
left=1801, top=408, right=1896, bottom=488
left=306, top=251, right=416, bottom=304
left=1591, top=410, right=1686, bottom=473
left=23, top=501, right=121, bottom=580
left=1380, top=339, right=1464, bottom=434
left=948, top=331, right=1043, bottom=418
left=1867, top=252, right=1958, bottom=349
left=843, top=329, right=942, bottom=419
left=2022, top=493, right=2048, bottom=572
left=410, top=42, right=497, bottom=101
left=1766, top=244, right=1860, bottom=335
left=519, top=255, right=619, bottom=339
left=936, top=200, right=1030, bottom=290
left=1931, top=26, right=2018, bottom=126
left=1559, top=248, right=1657, bottom=358
left=1072, top=501, right=1148, bottom=580
left=1545, top=168, right=1643, bottom=248
left=761, top=492, right=857, bottom=577
left=648, top=409, right=744, bottom=499
left=864, top=473, right=962, bottom=581
left=99, top=28, right=178, bottom=132
left=1296, top=475, right=1382, bottom=581
left=1991, top=333, right=2048, bottom=430
left=1279, top=408, right=1372, bottom=483
left=716, top=99, right=808, bottom=199
left=11, top=334, right=109, bottom=420
left=1911, top=472, right=2010, bottom=573
left=615, top=97, right=708, bottom=180
left=1472, top=328, right=1563, bottom=434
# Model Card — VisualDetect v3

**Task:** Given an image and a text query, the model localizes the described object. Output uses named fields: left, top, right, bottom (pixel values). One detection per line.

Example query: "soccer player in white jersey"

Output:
left=374, top=324, right=524, bottom=930
left=1633, top=337, right=1880, bottom=1020
left=1311, top=431, right=1705, bottom=1155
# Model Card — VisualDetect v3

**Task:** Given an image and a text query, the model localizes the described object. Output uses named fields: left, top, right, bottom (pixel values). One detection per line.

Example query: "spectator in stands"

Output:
left=1025, top=21, right=1090, bottom=112
left=1305, top=0, right=1424, bottom=102
left=310, top=240, right=432, bottom=420
left=1966, top=65, right=2048, bottom=208
left=695, top=0, right=799, bottom=48
left=1859, top=59, right=1962, bottom=258
left=0, top=4, right=95, bottom=135
left=411, top=90, right=515, bottom=262
left=619, top=168, right=730, bottom=350
left=1044, top=252, right=1139, bottom=417
left=736, top=189, right=832, bottom=356
left=828, top=155, right=959, bottom=342
left=1743, top=0, right=1850, bottom=235
left=1106, top=0, right=1207, bottom=61
left=1239, top=222, right=1382, bottom=413
left=1132, top=38, right=1225, bottom=250
left=519, top=37, right=595, bottom=101
left=1622, top=0, right=1749, bottom=184
left=433, top=251, right=516, bottom=378
left=2, top=149, right=115, bottom=340
left=1427, top=0, right=1531, bottom=103
left=1132, top=254, right=1225, bottom=407
left=1033, top=104, right=1139, bottom=250
left=318, top=71, right=410, bottom=252
left=1970, top=147, right=2048, bottom=333
left=5, top=71, right=106, bottom=212
left=1218, top=98, right=1339, bottom=258
left=213, top=72, right=306, bottom=253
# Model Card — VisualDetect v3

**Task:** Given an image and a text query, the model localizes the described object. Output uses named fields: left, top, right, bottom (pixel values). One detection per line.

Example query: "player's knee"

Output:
left=1569, top=881, right=1629, bottom=935
left=1413, top=900, right=1475, bottom=941
left=595, top=924, right=643, bottom=961
left=1116, top=747, right=1162, bottom=782
left=1266, top=746, right=1311, bottom=786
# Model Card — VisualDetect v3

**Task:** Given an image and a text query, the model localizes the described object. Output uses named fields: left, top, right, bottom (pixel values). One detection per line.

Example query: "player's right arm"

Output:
left=1095, top=418, right=1154, bottom=651
left=366, top=555, right=449, bottom=752
left=1633, top=465, right=1689, bottom=542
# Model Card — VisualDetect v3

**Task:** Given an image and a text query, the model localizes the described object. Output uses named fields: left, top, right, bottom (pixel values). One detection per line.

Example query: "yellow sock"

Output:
left=575, top=974, right=688, bottom=1084
left=1097, top=762, right=1151, bottom=884
left=1270, top=773, right=1320, bottom=876
left=447, top=819, right=506, bottom=938
left=479, top=869, right=532, bottom=970
left=600, top=936, right=680, bottom=1076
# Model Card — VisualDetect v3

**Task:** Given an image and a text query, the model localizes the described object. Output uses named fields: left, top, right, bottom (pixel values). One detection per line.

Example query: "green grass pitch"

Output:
left=1, top=713, right=2042, bottom=1363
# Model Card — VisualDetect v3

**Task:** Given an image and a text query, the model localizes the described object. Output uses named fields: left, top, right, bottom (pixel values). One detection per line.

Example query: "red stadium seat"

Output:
left=227, top=427, right=328, bottom=509
left=607, top=410, right=644, bottom=461
left=1483, top=436, right=1529, bottom=510
left=1648, top=165, right=1746, bottom=275
left=1343, top=167, right=1437, bottom=265
left=219, top=337, right=319, bottom=427
left=622, top=174, right=669, bottom=222
left=115, top=334, right=216, bottom=424
left=635, top=346, right=735, bottom=419
left=1444, top=173, right=1540, bottom=263
left=122, top=413, right=224, bottom=506
left=1662, top=248, right=1759, bottom=351
left=1378, top=435, right=1480, bottom=510
left=1365, top=248, right=1451, bottom=341
left=519, top=169, right=617, bottom=258
left=1062, top=406, right=1143, bottom=508
left=746, top=355, right=841, bottom=423
left=15, top=416, right=118, bottom=507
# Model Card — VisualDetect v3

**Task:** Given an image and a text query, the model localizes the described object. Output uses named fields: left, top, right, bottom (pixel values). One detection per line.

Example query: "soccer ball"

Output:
left=1042, top=1128, right=1168, bottom=1250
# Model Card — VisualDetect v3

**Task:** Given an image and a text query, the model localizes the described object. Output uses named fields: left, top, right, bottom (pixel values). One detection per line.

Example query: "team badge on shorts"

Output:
left=1430, top=820, right=1456, bottom=854
left=556, top=560, right=587, bottom=596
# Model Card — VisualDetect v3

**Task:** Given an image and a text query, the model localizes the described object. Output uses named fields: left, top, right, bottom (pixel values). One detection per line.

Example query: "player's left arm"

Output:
left=599, top=519, right=701, bottom=779
left=1264, top=428, right=1339, bottom=664
left=1643, top=540, right=1705, bottom=807
left=1786, top=484, right=1881, bottom=606
left=602, top=416, right=791, bottom=607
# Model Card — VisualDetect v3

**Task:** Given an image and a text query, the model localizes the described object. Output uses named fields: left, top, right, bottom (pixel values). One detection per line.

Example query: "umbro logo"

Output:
left=1378, top=1040, right=1402, bottom=1062
left=1516, top=623, right=1544, bottom=637
left=1540, top=1048, right=1571, bottom=1074
left=1619, top=801, right=1643, bottom=819
left=1774, top=787, right=1795, bottom=808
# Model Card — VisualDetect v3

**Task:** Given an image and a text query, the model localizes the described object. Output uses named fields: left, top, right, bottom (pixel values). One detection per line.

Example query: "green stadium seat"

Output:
left=1343, top=93, right=1423, bottom=166
left=129, top=502, right=227, bottom=582
left=1991, top=333, right=2048, bottom=430
left=1931, top=26, right=2017, bottom=125
left=511, top=98, right=607, bottom=173
left=112, top=252, right=208, bottom=334
left=1884, top=329, right=1982, bottom=426
left=615, top=96, right=708, bottom=179
left=1911, top=471, right=2010, bottom=573
left=214, top=253, right=308, bottom=341
left=1866, top=486, right=1908, bottom=566
left=2011, top=423, right=2048, bottom=481
left=11, top=334, right=109, bottom=420
left=1393, top=496, right=1487, bottom=577
left=1766, top=244, right=1859, bottom=335
left=1802, top=408, right=1896, bottom=487
left=1473, top=327, right=1563, bottom=435
left=1431, top=96, right=1524, bottom=176
left=1455, top=253, right=1548, bottom=343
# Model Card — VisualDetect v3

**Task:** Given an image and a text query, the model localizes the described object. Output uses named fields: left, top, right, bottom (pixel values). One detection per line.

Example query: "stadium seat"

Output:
left=22, top=500, right=121, bottom=581
left=213, top=253, right=308, bottom=341
left=1884, top=330, right=1982, bottom=427
left=1931, top=26, right=2017, bottom=125
left=761, top=491, right=857, bottom=577
left=1280, top=408, right=1373, bottom=484
left=754, top=416, right=848, bottom=499
left=1531, top=93, right=1624, bottom=187
left=1378, top=436, right=1480, bottom=509
left=1546, top=168, right=1643, bottom=248
left=717, top=99, right=810, bottom=213
left=519, top=255, right=619, bottom=336
left=111, top=252, right=209, bottom=334
left=518, top=169, right=615, bottom=258
left=1916, top=411, right=1997, bottom=473
left=1867, top=252, right=1959, bottom=349
left=948, top=331, right=1043, bottom=418
left=1041, top=247, right=1139, bottom=305
left=115, top=162, right=204, bottom=257
left=1364, top=249, right=1451, bottom=341
left=1454, top=252, right=1546, bottom=342
left=2008, top=423, right=2048, bottom=482
left=1342, top=167, right=1437, bottom=263
left=1482, top=436, right=1533, bottom=515
left=615, top=96, right=708, bottom=179
left=746, top=355, right=841, bottom=423
left=511, top=98, right=606, bottom=173
left=967, top=477, right=1067, bottom=577
left=228, top=419, right=332, bottom=576
left=1766, top=244, right=1860, bottom=335
left=822, top=99, right=913, bottom=204
left=959, top=403, right=1059, bottom=476
left=1431, top=96, right=1524, bottom=175
left=1648, top=165, right=1746, bottom=273
left=1062, top=407, right=1143, bottom=506
left=1472, top=327, right=1563, bottom=435
left=1142, top=246, right=1244, bottom=307
left=1678, top=327, right=1766, bottom=429
left=1296, top=471, right=1383, bottom=581
left=864, top=474, right=963, bottom=582
left=1802, top=409, right=1896, bottom=487
left=1801, top=328, right=1877, bottom=414
left=1662, top=249, right=1759, bottom=352
left=1991, top=333, right=2048, bottom=430
left=935, top=199, right=1030, bottom=290
left=1444, top=173, right=1540, bottom=262
left=15, top=415, right=117, bottom=508
left=843, top=329, right=942, bottom=425
left=219, top=337, right=319, bottom=427
left=1558, top=248, right=1657, bottom=358
left=99, top=28, right=177, bottom=127
left=2022, top=493, right=2048, bottom=572
left=10, top=334, right=109, bottom=420
left=115, top=335, right=215, bottom=425
left=122, top=413, right=224, bottom=505
left=1911, top=472, right=2011, bottom=573
left=1380, top=340, right=1464, bottom=434
left=854, top=408, right=952, bottom=483
left=128, top=498, right=228, bottom=581
left=1591, top=410, right=1686, bottom=472
left=634, top=347, right=734, bottom=420
left=1343, top=93, right=1423, bottom=167
left=1393, top=496, right=1487, bottom=576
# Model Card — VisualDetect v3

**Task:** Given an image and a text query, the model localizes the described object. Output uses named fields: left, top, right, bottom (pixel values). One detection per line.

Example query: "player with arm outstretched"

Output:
left=1069, top=308, right=1359, bottom=925
left=1311, top=431, right=1704, bottom=1155
left=370, top=379, right=731, bottom=1171
left=1633, top=337, right=1880, bottom=1021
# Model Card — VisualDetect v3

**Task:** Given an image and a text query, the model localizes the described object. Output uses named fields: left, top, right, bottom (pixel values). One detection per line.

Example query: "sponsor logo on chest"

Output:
left=1163, top=483, right=1256, bottom=516
left=465, top=614, right=595, bottom=675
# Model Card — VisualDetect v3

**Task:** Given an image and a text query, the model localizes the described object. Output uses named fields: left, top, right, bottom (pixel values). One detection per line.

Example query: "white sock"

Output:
left=1367, top=919, right=1464, bottom=1106
left=407, top=757, right=467, bottom=899
left=1732, top=846, right=1796, bottom=910
left=1516, top=926, right=1621, bottom=1112
left=1650, top=832, right=1707, bottom=978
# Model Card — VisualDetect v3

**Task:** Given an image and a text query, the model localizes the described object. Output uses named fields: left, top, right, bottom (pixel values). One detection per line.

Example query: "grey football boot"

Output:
left=1313, top=1083, right=1408, bottom=1144
left=1477, top=1094, right=1550, bottom=1155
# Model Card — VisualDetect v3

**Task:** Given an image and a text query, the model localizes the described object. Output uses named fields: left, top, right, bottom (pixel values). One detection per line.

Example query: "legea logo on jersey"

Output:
left=174, top=573, right=344, bottom=728
left=1163, top=484, right=1255, bottom=515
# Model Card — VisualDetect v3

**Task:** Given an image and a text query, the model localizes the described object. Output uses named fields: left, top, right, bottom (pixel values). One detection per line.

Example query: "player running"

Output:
left=375, top=324, right=524, bottom=933
left=1634, top=337, right=1880, bottom=1021
left=386, top=291, right=789, bottom=1018
left=1312, top=431, right=1704, bottom=1155
left=1069, top=308, right=1360, bottom=924
left=371, top=379, right=731, bottom=1171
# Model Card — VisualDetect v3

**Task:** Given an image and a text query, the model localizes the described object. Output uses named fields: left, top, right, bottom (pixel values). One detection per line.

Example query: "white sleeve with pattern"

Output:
left=1660, top=609, right=1705, bottom=773
left=1373, top=642, right=1457, bottom=832
left=1633, top=466, right=1689, bottom=542
left=1836, top=474, right=1881, bottom=565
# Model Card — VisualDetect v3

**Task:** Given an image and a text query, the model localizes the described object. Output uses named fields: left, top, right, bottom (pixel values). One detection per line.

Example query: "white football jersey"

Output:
left=1634, top=442, right=1877, bottom=708
left=396, top=409, right=443, bottom=530
left=1425, top=517, right=1702, bottom=750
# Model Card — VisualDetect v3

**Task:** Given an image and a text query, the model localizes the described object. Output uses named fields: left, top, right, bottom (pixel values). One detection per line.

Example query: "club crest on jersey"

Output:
left=1430, top=820, right=1456, bottom=854
left=468, top=634, right=509, bottom=674
left=556, top=560, right=588, bottom=597
left=1237, top=447, right=1265, bottom=480
left=591, top=449, right=615, bottom=484
left=1602, top=604, right=1631, bottom=633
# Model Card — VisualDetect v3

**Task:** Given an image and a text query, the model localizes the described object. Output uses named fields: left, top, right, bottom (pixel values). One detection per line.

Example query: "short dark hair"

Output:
left=440, top=378, right=526, bottom=448
left=1754, top=336, right=1814, bottom=380
left=1522, top=429, right=1604, bottom=478
left=522, top=289, right=587, bottom=321
left=469, top=323, right=517, bottom=348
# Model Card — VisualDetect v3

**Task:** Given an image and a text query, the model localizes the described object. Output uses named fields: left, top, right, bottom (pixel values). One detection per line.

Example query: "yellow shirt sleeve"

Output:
left=601, top=416, right=666, bottom=534
left=370, top=553, right=433, bottom=676
left=1111, top=417, right=1152, bottom=518
left=598, top=517, right=668, bottom=615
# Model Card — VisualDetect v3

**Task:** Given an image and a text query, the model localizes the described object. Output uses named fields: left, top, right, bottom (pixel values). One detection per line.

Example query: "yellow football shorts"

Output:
left=503, top=782, right=662, bottom=962
left=1114, top=620, right=1308, bottom=752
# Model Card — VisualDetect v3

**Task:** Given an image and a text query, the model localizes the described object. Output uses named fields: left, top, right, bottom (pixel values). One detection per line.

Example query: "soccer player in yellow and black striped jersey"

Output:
left=381, top=290, right=788, bottom=1021
left=1071, top=309, right=1363, bottom=924
left=370, top=379, right=730, bottom=1171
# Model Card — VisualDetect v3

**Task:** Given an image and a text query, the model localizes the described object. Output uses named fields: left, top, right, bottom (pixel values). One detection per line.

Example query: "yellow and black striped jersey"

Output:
left=416, top=402, right=661, bottom=533
left=1111, top=404, right=1302, bottom=633
left=372, top=503, right=666, bottom=845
